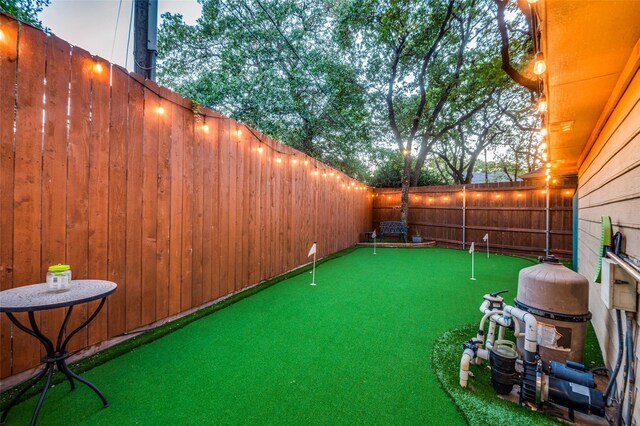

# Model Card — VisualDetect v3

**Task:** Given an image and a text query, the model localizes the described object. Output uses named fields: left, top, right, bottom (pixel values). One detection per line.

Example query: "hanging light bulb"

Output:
left=155, top=106, right=165, bottom=115
left=537, top=95, right=547, bottom=113
left=276, top=156, right=282, bottom=163
left=533, top=52, right=546, bottom=76
left=539, top=142, right=547, bottom=151
left=539, top=128, right=548, bottom=137
left=546, top=162, right=552, bottom=169
left=93, top=62, right=104, bottom=74
left=202, top=124, right=209, bottom=133
left=257, top=145, right=263, bottom=154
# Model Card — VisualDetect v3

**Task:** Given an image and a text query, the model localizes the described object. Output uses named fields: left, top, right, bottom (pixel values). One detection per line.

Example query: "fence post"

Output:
left=545, top=179, right=550, bottom=257
left=462, top=185, right=466, bottom=250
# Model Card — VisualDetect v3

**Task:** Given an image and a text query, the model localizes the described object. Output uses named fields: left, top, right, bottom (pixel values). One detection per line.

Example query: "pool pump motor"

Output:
left=459, top=290, right=606, bottom=418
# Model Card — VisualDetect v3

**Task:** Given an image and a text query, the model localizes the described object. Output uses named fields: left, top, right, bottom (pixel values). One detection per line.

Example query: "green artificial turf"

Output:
left=4, top=247, right=539, bottom=425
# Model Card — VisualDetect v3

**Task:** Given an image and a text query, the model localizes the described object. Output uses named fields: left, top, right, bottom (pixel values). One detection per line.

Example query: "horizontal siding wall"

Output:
left=0, top=15, right=372, bottom=379
left=578, top=60, right=640, bottom=420
left=373, top=180, right=576, bottom=258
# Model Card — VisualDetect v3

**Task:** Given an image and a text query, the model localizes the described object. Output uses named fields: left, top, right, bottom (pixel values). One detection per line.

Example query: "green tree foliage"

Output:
left=369, top=149, right=446, bottom=188
left=158, top=0, right=373, bottom=179
left=0, top=0, right=49, bottom=28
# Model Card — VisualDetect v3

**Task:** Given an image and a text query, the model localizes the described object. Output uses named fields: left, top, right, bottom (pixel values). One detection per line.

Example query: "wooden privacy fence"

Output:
left=373, top=179, right=577, bottom=258
left=0, top=15, right=372, bottom=379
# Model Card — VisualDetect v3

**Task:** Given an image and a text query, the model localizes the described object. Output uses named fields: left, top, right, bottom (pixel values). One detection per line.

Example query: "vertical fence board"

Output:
left=66, top=47, right=93, bottom=352
left=209, top=117, right=221, bottom=300
left=141, top=85, right=159, bottom=326
left=218, top=119, right=230, bottom=296
left=180, top=110, right=194, bottom=310
left=11, top=24, right=46, bottom=373
left=87, top=55, right=111, bottom=345
left=201, top=117, right=214, bottom=301
left=239, top=126, right=250, bottom=289
left=155, top=96, right=171, bottom=319
left=0, top=14, right=18, bottom=378
left=107, top=66, right=128, bottom=339
left=168, top=99, right=184, bottom=316
left=227, top=122, right=238, bottom=293
left=192, top=117, right=204, bottom=306
left=125, top=78, right=144, bottom=329
left=39, top=35, right=70, bottom=356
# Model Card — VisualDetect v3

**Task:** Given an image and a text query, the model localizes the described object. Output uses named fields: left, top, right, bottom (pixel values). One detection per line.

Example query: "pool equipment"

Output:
left=515, top=256, right=591, bottom=365
left=459, top=259, right=609, bottom=419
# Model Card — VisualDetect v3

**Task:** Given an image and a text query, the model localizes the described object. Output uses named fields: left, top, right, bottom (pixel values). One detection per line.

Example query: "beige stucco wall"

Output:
left=578, top=67, right=640, bottom=420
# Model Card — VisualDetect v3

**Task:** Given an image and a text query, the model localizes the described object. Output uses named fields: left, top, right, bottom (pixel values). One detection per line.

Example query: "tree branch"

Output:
left=494, top=0, right=537, bottom=92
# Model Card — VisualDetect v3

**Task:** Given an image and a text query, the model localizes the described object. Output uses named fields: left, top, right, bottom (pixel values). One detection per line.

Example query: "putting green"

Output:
left=6, top=247, right=535, bottom=425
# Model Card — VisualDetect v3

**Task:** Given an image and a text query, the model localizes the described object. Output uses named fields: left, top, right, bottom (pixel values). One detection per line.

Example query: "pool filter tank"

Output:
left=515, top=256, right=591, bottom=365
left=458, top=258, right=607, bottom=419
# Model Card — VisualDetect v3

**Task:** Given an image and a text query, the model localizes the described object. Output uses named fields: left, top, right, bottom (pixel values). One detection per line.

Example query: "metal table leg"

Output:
left=0, top=298, right=109, bottom=425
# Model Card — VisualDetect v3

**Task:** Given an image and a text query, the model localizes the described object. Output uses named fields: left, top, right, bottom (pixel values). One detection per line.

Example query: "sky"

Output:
left=40, top=0, right=202, bottom=70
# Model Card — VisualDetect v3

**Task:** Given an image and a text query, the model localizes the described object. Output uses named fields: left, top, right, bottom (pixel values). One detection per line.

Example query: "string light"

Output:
left=545, top=175, right=551, bottom=182
left=475, top=193, right=481, bottom=197
left=538, top=128, right=548, bottom=137
left=202, top=124, right=209, bottom=133
left=533, top=52, right=546, bottom=76
left=93, top=62, right=104, bottom=74
left=537, top=95, right=547, bottom=113
left=402, top=149, right=410, bottom=156
left=257, top=144, right=264, bottom=154
left=292, top=158, right=298, bottom=164
left=539, top=142, right=547, bottom=151
left=275, top=156, right=282, bottom=163
left=0, top=28, right=5, bottom=42
left=303, top=160, right=309, bottom=166
left=155, top=106, right=165, bottom=115
left=552, top=179, right=557, bottom=184
left=546, top=162, right=552, bottom=169
left=545, top=168, right=551, bottom=176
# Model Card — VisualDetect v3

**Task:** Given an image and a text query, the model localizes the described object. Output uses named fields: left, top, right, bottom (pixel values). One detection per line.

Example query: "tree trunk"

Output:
left=400, top=155, right=411, bottom=225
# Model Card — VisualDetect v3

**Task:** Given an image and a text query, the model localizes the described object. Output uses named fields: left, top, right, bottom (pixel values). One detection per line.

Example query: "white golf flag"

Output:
left=483, top=233, right=488, bottom=242
left=469, top=242, right=475, bottom=254
left=371, top=230, right=377, bottom=239
left=308, top=242, right=317, bottom=257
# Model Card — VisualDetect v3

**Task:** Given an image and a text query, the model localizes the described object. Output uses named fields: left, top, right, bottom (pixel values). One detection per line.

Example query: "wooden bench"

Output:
left=379, top=221, right=408, bottom=243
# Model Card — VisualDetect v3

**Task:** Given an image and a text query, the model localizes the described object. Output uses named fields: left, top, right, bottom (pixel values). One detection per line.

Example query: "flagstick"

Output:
left=471, top=250, right=476, bottom=281
left=373, top=237, right=377, bottom=255
left=486, top=236, right=490, bottom=259
left=310, top=251, right=317, bottom=286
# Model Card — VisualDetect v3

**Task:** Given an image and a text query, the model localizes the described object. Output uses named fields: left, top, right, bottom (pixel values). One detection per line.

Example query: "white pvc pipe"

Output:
left=460, top=348, right=475, bottom=387
left=504, top=305, right=538, bottom=359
